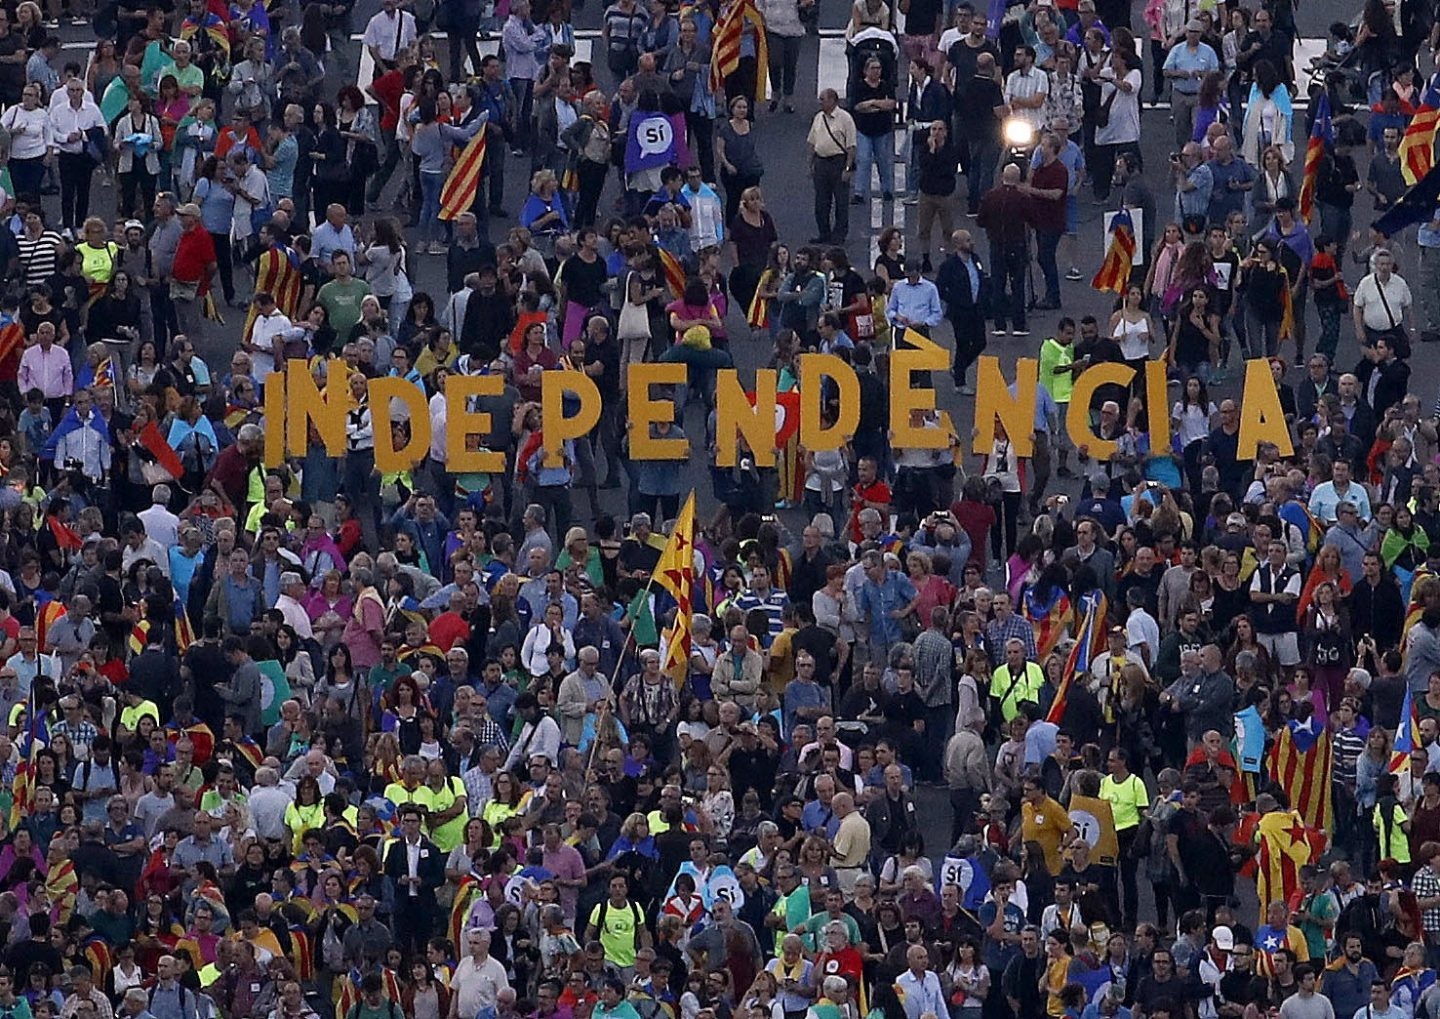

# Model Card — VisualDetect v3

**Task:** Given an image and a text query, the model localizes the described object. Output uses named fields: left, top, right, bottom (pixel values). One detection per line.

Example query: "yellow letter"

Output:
left=626, top=363, right=689, bottom=460
left=541, top=370, right=603, bottom=467
left=1145, top=360, right=1172, bottom=456
left=285, top=357, right=347, bottom=459
left=263, top=369, right=286, bottom=466
left=889, top=347, right=958, bottom=451
left=1237, top=358, right=1295, bottom=457
left=970, top=356, right=1037, bottom=457
left=370, top=378, right=432, bottom=474
left=798, top=354, right=860, bottom=451
left=1065, top=362, right=1136, bottom=460
left=446, top=373, right=507, bottom=475
left=715, top=369, right=776, bottom=468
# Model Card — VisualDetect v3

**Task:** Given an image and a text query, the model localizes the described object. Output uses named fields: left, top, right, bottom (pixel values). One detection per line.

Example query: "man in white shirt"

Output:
left=362, top=0, right=417, bottom=68
left=503, top=692, right=562, bottom=771
left=274, top=572, right=314, bottom=640
left=449, top=929, right=509, bottom=1019
left=1124, top=587, right=1160, bottom=670
left=48, top=78, right=104, bottom=234
left=1003, top=45, right=1049, bottom=130
left=137, top=485, right=180, bottom=549
left=121, top=517, right=169, bottom=578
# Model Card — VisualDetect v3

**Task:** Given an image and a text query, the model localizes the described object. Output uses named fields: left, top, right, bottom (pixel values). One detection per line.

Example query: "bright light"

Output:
left=1003, top=117, right=1035, bottom=149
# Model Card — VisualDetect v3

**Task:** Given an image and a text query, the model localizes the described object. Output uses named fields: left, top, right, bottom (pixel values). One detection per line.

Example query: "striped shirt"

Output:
left=1004, top=67, right=1049, bottom=128
left=16, top=231, right=63, bottom=287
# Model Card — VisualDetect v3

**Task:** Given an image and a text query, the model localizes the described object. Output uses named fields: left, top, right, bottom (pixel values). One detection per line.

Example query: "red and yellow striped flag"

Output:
left=1402, top=83, right=1440, bottom=185
left=439, top=129, right=488, bottom=221
left=1091, top=208, right=1135, bottom=295
left=1254, top=809, right=1327, bottom=909
left=746, top=268, right=773, bottom=329
left=658, top=247, right=687, bottom=297
left=1269, top=720, right=1333, bottom=834
left=709, top=0, right=769, bottom=102
left=1298, top=91, right=1332, bottom=224
left=654, top=493, right=697, bottom=689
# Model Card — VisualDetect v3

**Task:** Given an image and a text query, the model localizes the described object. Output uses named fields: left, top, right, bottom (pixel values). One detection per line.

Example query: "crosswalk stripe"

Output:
left=353, top=29, right=596, bottom=86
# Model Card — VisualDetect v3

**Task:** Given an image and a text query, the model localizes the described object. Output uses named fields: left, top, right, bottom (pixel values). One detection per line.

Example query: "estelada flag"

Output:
left=1092, top=208, right=1135, bottom=295
left=654, top=493, right=697, bottom=689
left=1402, top=82, right=1440, bottom=185
left=139, top=419, right=184, bottom=481
left=439, top=128, right=488, bottom=221
left=1268, top=718, right=1333, bottom=835
left=1022, top=584, right=1072, bottom=661
left=1045, top=589, right=1106, bottom=725
left=1254, top=809, right=1327, bottom=910
left=1067, top=794, right=1119, bottom=866
left=1298, top=90, right=1333, bottom=223
left=1393, top=684, right=1420, bottom=774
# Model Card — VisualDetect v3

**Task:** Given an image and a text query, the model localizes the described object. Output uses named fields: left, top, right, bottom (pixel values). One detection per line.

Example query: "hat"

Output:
left=176, top=203, right=201, bottom=217
left=123, top=219, right=144, bottom=232
left=1225, top=512, right=1247, bottom=529
left=1186, top=17, right=1204, bottom=30
left=1212, top=926, right=1235, bottom=951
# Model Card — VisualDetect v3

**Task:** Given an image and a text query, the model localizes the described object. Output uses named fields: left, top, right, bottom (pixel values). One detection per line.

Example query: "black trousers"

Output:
left=720, top=168, right=761, bottom=231
left=575, top=159, right=609, bottom=227
left=207, top=231, right=234, bottom=303
left=685, top=111, right=714, bottom=183
left=951, top=310, right=987, bottom=385
left=447, top=17, right=483, bottom=82
left=812, top=154, right=848, bottom=243
left=990, top=244, right=1028, bottom=331
left=57, top=152, right=93, bottom=231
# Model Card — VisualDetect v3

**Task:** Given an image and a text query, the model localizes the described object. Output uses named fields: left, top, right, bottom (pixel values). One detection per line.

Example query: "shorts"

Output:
left=1256, top=631, right=1301, bottom=667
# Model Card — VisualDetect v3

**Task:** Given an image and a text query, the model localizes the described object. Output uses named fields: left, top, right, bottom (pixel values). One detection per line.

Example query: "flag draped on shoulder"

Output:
left=1022, top=585, right=1072, bottom=661
left=243, top=242, right=303, bottom=342
left=1045, top=589, right=1105, bottom=725
left=709, top=0, right=769, bottom=103
left=746, top=268, right=774, bottom=330
left=1092, top=209, right=1135, bottom=294
left=1402, top=82, right=1440, bottom=185
left=439, top=128, right=489, bottom=221
left=1375, top=164, right=1440, bottom=238
left=1269, top=719, right=1333, bottom=833
left=1298, top=91, right=1333, bottom=223
left=654, top=494, right=698, bottom=689
left=1254, top=808, right=1327, bottom=909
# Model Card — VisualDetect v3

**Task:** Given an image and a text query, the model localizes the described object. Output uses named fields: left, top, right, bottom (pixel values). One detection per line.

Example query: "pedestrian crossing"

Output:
left=353, top=29, right=597, bottom=88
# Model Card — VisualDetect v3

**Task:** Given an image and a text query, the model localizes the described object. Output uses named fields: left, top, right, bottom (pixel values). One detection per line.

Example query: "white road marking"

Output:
left=352, top=29, right=595, bottom=85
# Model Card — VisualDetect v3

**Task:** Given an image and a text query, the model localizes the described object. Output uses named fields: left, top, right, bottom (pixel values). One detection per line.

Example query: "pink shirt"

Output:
left=19, top=342, right=72, bottom=398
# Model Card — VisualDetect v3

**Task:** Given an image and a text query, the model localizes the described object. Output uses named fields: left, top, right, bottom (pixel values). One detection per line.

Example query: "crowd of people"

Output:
left=5, top=3, right=1440, bottom=1019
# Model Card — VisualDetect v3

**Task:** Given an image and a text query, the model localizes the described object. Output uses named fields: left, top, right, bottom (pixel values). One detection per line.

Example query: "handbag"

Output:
left=1094, top=88, right=1117, bottom=129
left=618, top=272, right=651, bottom=340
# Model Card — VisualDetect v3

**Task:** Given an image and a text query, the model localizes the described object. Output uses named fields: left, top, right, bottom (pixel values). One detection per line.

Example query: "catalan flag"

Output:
left=1045, top=589, right=1106, bottom=725
left=1022, top=584, right=1072, bottom=661
left=1269, top=718, right=1333, bottom=833
left=243, top=242, right=303, bottom=342
left=439, top=128, right=488, bottom=221
left=1298, top=91, right=1333, bottom=224
left=1254, top=808, right=1327, bottom=911
left=1393, top=684, right=1420, bottom=774
left=658, top=247, right=687, bottom=298
left=653, top=492, right=698, bottom=689
left=0, top=319, right=23, bottom=367
left=1402, top=82, right=1440, bottom=185
left=709, top=0, right=769, bottom=102
left=1091, top=208, right=1135, bottom=295
left=9, top=687, right=46, bottom=833
left=746, top=268, right=774, bottom=330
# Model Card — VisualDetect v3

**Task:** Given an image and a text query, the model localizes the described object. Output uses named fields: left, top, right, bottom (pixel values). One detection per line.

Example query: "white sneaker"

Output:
left=993, top=328, right=1009, bottom=337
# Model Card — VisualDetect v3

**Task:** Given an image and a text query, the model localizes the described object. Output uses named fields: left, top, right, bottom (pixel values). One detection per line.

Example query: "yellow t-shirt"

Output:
left=1100, top=773, right=1150, bottom=832
left=588, top=899, right=644, bottom=967
left=119, top=700, right=160, bottom=734
left=1022, top=795, right=1074, bottom=875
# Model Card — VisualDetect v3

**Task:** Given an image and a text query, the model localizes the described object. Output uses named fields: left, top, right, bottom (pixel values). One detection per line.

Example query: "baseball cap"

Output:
left=177, top=203, right=201, bottom=217
left=1226, top=512, right=1246, bottom=529
left=1212, top=926, right=1235, bottom=951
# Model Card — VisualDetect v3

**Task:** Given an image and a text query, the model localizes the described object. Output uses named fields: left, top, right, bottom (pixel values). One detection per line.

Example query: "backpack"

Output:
left=346, top=1001, right=401, bottom=1019
left=593, top=898, right=645, bottom=950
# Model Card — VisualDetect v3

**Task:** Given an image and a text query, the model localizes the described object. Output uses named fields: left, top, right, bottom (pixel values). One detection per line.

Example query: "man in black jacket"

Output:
left=935, top=228, right=988, bottom=393
left=384, top=804, right=445, bottom=955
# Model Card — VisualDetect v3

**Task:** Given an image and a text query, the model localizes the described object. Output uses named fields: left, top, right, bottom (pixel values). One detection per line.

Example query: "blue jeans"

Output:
left=419, top=171, right=445, bottom=244
left=1036, top=229, right=1061, bottom=304
left=853, top=131, right=895, bottom=200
